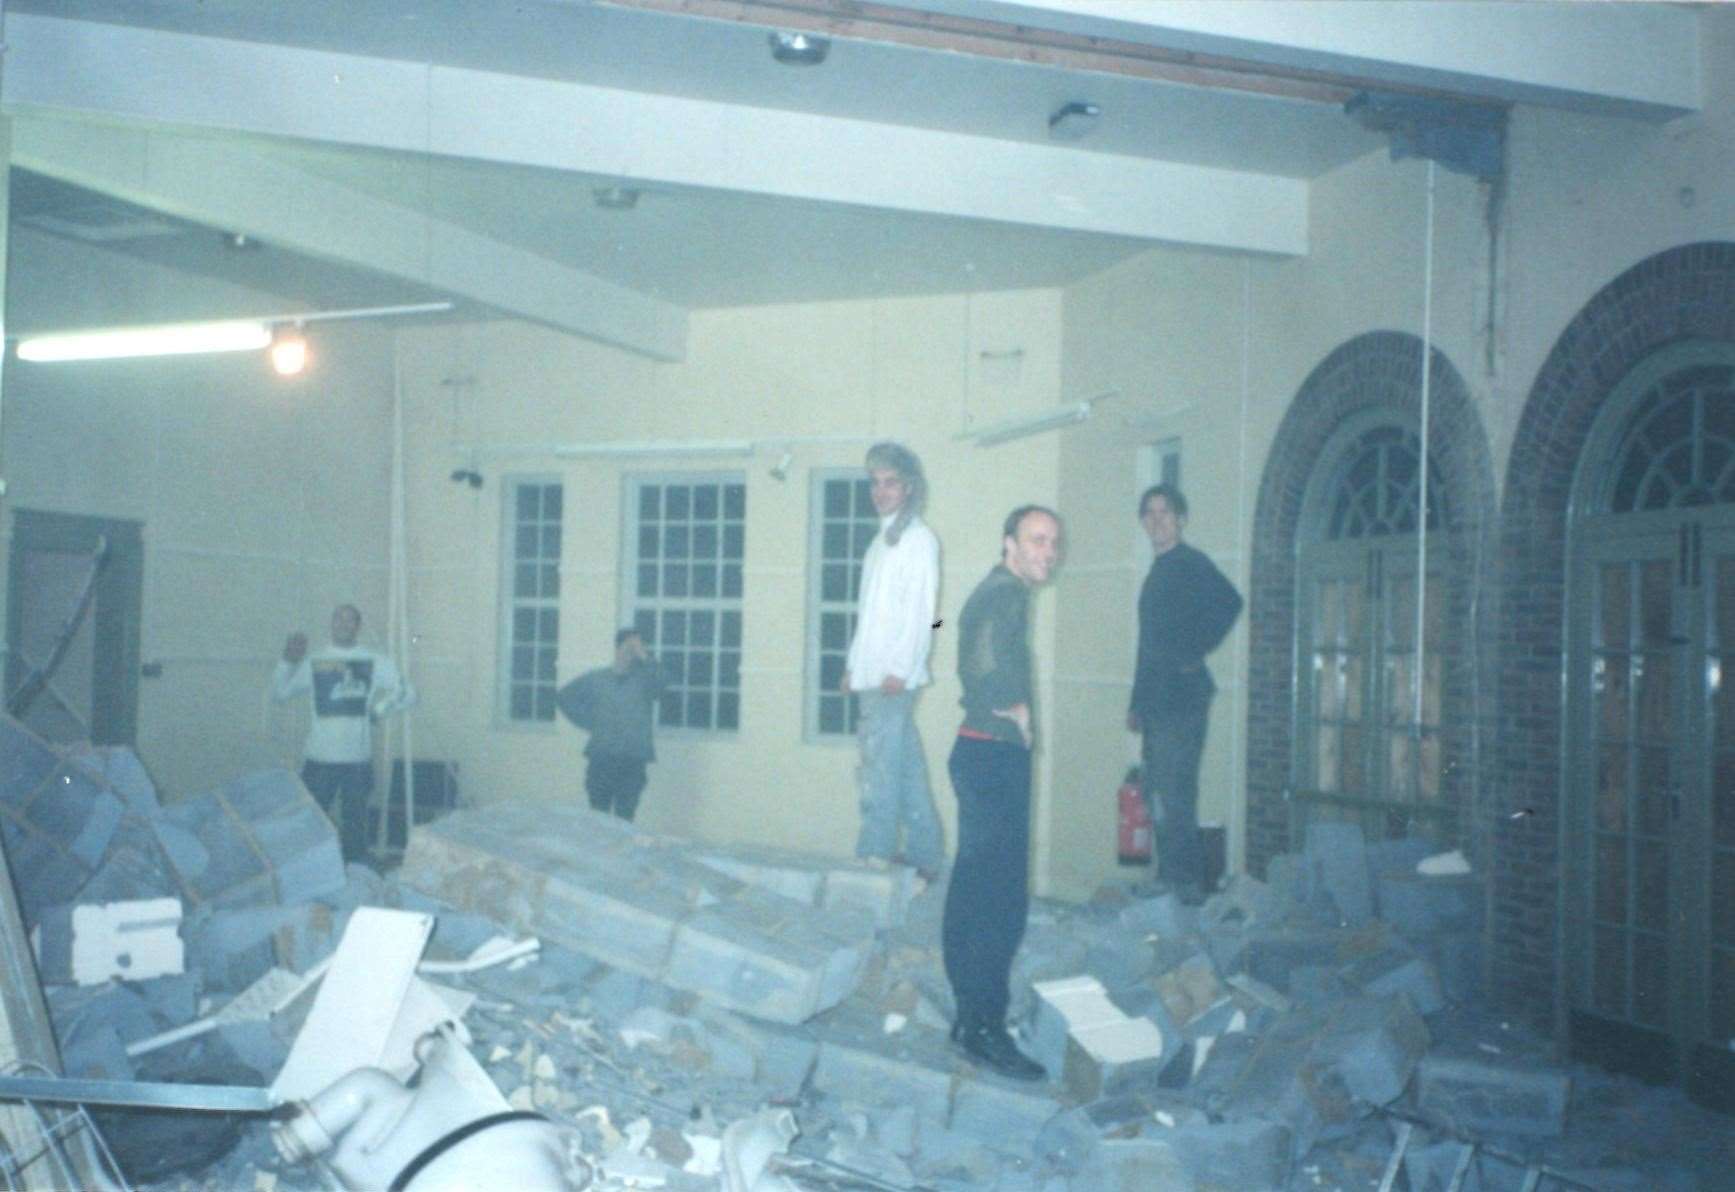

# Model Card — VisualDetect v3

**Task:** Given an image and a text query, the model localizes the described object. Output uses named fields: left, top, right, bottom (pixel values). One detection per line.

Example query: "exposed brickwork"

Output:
left=1245, top=332, right=1497, bottom=879
left=1492, top=241, right=1735, bottom=1031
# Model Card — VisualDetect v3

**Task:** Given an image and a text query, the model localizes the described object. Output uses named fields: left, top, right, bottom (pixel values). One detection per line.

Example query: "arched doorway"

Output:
left=1294, top=413, right=1453, bottom=843
left=1245, top=332, right=1494, bottom=875
left=1564, top=339, right=1735, bottom=1089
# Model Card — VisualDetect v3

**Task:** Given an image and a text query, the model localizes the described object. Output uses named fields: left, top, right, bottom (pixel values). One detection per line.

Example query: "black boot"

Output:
left=949, top=1009, right=975, bottom=1044
left=959, top=1021, right=1045, bottom=1082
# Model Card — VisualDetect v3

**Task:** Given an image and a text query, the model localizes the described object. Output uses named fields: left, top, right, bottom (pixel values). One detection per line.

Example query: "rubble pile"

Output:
left=1, top=717, right=1726, bottom=1190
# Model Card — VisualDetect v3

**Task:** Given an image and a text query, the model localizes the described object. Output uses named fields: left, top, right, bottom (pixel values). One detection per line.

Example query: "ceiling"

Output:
left=0, top=1, right=1704, bottom=352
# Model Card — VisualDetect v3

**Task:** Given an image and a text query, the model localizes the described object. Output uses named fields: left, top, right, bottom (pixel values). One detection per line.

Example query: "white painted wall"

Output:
left=0, top=233, right=397, bottom=798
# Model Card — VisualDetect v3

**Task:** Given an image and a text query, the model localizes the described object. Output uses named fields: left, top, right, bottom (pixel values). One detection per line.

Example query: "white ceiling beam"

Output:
left=896, top=0, right=1701, bottom=119
left=1, top=13, right=1309, bottom=255
left=9, top=116, right=689, bottom=362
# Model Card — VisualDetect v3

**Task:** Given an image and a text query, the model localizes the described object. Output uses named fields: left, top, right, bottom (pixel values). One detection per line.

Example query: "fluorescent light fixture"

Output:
left=958, top=402, right=1095, bottom=447
left=18, top=320, right=270, bottom=363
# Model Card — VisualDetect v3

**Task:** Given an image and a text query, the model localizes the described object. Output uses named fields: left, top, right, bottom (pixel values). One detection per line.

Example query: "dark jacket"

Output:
left=557, top=660, right=665, bottom=761
left=1130, top=542, right=1243, bottom=719
left=956, top=564, right=1034, bottom=746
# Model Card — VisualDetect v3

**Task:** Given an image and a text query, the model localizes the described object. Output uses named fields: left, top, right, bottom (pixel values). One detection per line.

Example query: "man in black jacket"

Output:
left=1127, top=485, right=1243, bottom=905
left=943, top=504, right=1061, bottom=1082
left=558, top=628, right=666, bottom=821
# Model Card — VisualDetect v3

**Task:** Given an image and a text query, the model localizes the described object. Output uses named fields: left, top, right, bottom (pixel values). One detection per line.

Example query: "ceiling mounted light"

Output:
left=769, top=30, right=829, bottom=66
left=14, top=301, right=452, bottom=366
left=269, top=325, right=309, bottom=376
left=592, top=186, right=640, bottom=211
left=1048, top=101, right=1102, bottom=141
left=221, top=231, right=262, bottom=251
left=17, top=319, right=272, bottom=363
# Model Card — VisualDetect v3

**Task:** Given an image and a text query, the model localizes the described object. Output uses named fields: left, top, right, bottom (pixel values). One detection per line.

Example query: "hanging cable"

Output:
left=382, top=348, right=418, bottom=852
left=1232, top=258, right=1253, bottom=873
left=1414, top=161, right=1436, bottom=750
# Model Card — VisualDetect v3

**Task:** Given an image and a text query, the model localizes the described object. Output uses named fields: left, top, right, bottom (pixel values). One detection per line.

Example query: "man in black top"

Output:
left=557, top=628, right=666, bottom=821
left=943, top=504, right=1061, bottom=1081
left=1126, top=484, right=1243, bottom=905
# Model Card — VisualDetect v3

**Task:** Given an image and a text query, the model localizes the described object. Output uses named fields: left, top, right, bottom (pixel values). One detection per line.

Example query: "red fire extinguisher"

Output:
left=1118, top=766, right=1152, bottom=866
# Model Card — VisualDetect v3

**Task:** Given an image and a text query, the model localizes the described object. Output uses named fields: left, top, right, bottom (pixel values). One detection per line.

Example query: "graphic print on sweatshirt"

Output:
left=312, top=658, right=374, bottom=719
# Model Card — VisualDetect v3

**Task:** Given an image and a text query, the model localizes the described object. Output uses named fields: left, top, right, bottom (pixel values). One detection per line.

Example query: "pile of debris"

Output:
left=0, top=715, right=1722, bottom=1190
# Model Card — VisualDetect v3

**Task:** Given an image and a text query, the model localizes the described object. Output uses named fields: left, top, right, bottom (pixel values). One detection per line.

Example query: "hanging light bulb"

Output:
left=270, top=324, right=309, bottom=376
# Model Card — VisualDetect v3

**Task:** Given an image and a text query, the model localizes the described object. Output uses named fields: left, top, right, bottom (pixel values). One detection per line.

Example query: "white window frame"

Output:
left=620, top=471, right=746, bottom=736
left=498, top=475, right=563, bottom=727
left=805, top=468, right=880, bottom=742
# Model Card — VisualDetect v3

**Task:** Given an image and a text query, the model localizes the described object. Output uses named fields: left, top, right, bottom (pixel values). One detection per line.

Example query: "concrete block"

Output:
left=1342, top=947, right=1445, bottom=1016
left=183, top=904, right=304, bottom=992
left=691, top=844, right=913, bottom=929
left=1263, top=852, right=1313, bottom=908
left=950, top=1072, right=1059, bottom=1137
left=1201, top=874, right=1284, bottom=931
left=1305, top=821, right=1374, bottom=926
left=401, top=803, right=874, bottom=1023
left=1063, top=1018, right=1171, bottom=1102
left=1224, top=973, right=1292, bottom=1016
left=1403, top=1139, right=1482, bottom=1192
left=1216, top=1007, right=1351, bottom=1158
left=64, top=745, right=161, bottom=814
left=1243, top=926, right=1359, bottom=992
left=153, top=769, right=345, bottom=911
left=1184, top=1029, right=1260, bottom=1103
left=1085, top=935, right=1156, bottom=990
left=1289, top=964, right=1354, bottom=1006
left=134, top=973, right=201, bottom=1024
left=1118, top=894, right=1198, bottom=940
left=665, top=888, right=873, bottom=1023
left=1161, top=1116, right=1292, bottom=1192
left=1363, top=836, right=1437, bottom=880
left=1428, top=930, right=1485, bottom=1004
left=1080, top=1138, right=1194, bottom=1191
left=1375, top=871, right=1483, bottom=939
left=1311, top=994, right=1430, bottom=1108
left=1154, top=954, right=1226, bottom=1030
left=1416, top=1053, right=1570, bottom=1137
left=811, top=1014, right=953, bottom=1123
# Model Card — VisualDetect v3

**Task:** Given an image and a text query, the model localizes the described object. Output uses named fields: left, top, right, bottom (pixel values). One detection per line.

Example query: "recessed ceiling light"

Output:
left=593, top=186, right=640, bottom=211
left=769, top=31, right=829, bottom=66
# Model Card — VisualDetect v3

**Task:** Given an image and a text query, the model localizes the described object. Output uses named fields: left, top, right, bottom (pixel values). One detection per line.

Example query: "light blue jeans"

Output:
left=855, top=689, right=944, bottom=872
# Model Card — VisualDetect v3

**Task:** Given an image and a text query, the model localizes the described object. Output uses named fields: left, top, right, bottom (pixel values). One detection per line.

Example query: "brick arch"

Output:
left=1244, top=331, right=1495, bottom=875
left=1493, top=242, right=1735, bottom=1023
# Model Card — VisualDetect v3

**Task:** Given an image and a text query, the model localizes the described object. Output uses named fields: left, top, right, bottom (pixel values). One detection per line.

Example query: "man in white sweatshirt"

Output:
left=841, top=443, right=944, bottom=879
left=271, top=604, right=414, bottom=864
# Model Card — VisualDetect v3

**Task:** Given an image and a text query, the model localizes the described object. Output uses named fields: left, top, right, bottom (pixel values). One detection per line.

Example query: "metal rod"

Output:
left=0, top=1077, right=275, bottom=1115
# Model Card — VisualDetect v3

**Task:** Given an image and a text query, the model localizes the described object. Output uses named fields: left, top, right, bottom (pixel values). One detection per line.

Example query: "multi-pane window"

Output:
left=1297, top=425, right=1450, bottom=839
left=502, top=479, right=562, bottom=722
left=625, top=475, right=745, bottom=732
left=808, top=472, right=879, bottom=738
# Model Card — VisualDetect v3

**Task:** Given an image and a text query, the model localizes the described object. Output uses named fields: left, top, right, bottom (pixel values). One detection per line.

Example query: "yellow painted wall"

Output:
left=394, top=291, right=1071, bottom=873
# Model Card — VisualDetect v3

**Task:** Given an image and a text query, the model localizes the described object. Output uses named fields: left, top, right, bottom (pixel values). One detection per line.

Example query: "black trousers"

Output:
left=586, top=752, right=648, bottom=821
left=302, top=760, right=373, bottom=864
left=942, top=735, right=1031, bottom=1027
left=1140, top=705, right=1210, bottom=893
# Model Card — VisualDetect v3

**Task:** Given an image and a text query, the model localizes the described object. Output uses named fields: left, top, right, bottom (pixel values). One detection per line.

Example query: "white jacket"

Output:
left=846, top=515, right=940, bottom=691
left=271, top=644, right=414, bottom=764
